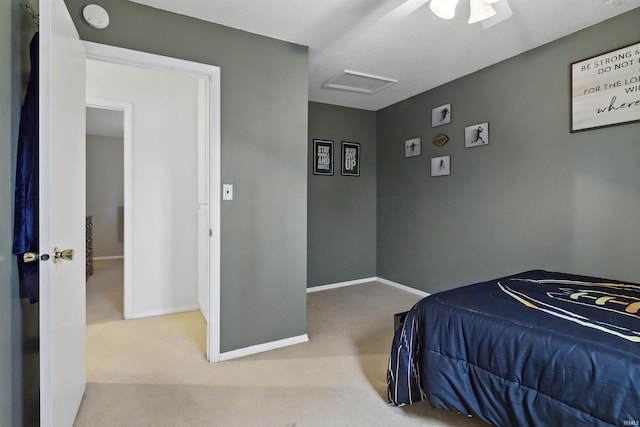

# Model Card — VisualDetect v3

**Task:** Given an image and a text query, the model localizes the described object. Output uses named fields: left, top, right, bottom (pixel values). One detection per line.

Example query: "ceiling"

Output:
left=127, top=0, right=640, bottom=111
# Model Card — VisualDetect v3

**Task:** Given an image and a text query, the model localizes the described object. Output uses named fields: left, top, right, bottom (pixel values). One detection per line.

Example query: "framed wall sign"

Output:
left=571, top=41, right=640, bottom=132
left=341, top=141, right=360, bottom=176
left=313, top=139, right=334, bottom=175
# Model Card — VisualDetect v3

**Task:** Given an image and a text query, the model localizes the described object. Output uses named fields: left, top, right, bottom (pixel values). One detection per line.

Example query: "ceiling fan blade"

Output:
left=481, top=0, right=512, bottom=28
left=378, top=0, right=431, bottom=23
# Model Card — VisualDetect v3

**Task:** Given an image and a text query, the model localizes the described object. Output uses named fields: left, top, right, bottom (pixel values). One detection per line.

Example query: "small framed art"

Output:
left=341, top=141, right=360, bottom=176
left=432, top=103, right=452, bottom=127
left=465, top=123, right=489, bottom=148
left=313, top=139, right=334, bottom=175
left=431, top=156, right=450, bottom=177
left=404, top=137, right=421, bottom=157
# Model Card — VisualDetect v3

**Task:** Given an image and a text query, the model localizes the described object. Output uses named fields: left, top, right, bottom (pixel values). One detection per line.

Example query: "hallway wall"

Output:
left=86, top=133, right=124, bottom=258
left=86, top=59, right=200, bottom=317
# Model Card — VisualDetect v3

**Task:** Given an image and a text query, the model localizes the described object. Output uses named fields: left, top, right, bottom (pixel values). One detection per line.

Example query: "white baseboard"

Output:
left=376, top=277, right=430, bottom=298
left=307, top=276, right=430, bottom=298
left=93, top=255, right=124, bottom=260
left=306, top=277, right=378, bottom=293
left=128, top=304, right=200, bottom=320
left=219, top=334, right=309, bottom=361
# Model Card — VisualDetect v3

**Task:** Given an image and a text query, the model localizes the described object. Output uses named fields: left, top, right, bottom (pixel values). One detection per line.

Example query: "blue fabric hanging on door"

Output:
left=13, top=32, right=39, bottom=304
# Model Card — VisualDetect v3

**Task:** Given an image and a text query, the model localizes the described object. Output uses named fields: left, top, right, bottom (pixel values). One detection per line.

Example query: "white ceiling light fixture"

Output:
left=480, top=0, right=512, bottom=29
left=427, top=0, right=504, bottom=24
left=468, top=0, right=497, bottom=23
left=429, top=0, right=459, bottom=20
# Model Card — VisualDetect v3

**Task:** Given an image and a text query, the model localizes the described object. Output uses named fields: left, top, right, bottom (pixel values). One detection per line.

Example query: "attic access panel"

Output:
left=322, top=70, right=398, bottom=95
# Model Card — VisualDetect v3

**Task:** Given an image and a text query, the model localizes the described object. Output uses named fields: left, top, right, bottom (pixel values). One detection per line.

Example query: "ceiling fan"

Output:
left=380, top=0, right=513, bottom=28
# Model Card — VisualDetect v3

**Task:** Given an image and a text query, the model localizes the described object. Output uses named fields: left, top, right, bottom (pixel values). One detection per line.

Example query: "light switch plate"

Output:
left=431, top=156, right=450, bottom=177
left=222, top=184, right=233, bottom=200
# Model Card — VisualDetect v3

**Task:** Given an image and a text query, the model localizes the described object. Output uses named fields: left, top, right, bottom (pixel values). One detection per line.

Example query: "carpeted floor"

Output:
left=75, top=259, right=489, bottom=426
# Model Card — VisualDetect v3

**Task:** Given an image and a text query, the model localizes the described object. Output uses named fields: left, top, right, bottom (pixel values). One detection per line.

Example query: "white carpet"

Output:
left=75, top=259, right=489, bottom=426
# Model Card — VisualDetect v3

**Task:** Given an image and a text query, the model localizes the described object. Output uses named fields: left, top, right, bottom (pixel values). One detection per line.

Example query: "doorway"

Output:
left=85, top=104, right=125, bottom=324
left=84, top=42, right=221, bottom=362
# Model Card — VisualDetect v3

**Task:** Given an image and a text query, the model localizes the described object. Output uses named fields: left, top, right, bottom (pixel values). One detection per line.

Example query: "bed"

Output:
left=387, top=270, right=640, bottom=426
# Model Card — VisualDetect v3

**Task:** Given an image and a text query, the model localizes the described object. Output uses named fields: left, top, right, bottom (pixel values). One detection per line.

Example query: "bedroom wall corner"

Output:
left=307, top=102, right=377, bottom=288
left=0, top=0, right=28, bottom=425
left=0, top=3, right=14, bottom=425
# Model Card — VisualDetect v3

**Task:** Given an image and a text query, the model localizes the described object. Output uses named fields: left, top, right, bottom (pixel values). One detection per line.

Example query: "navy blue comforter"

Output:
left=387, top=270, right=640, bottom=426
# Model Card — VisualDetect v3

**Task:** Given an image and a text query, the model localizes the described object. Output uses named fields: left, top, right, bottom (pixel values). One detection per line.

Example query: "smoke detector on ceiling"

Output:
left=83, top=4, right=110, bottom=29
left=322, top=70, right=398, bottom=95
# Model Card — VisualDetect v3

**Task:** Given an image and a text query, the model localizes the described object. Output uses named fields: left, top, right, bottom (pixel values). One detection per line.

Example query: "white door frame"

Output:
left=84, top=42, right=222, bottom=362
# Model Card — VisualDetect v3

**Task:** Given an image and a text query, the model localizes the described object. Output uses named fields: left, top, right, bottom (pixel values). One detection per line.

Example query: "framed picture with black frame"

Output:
left=313, top=139, right=334, bottom=175
left=341, top=141, right=360, bottom=177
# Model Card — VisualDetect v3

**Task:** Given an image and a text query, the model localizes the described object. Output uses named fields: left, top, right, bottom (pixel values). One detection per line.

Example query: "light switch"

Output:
left=222, top=184, right=233, bottom=201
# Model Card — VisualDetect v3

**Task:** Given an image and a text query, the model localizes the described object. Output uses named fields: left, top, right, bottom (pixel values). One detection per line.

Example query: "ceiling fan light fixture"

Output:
left=468, top=0, right=497, bottom=23
left=481, top=0, right=512, bottom=28
left=429, top=0, right=459, bottom=20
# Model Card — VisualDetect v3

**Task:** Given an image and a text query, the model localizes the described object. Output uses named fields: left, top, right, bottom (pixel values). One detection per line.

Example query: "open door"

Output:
left=39, top=1, right=87, bottom=425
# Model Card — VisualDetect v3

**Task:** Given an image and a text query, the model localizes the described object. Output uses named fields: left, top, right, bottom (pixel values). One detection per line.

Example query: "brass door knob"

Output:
left=54, top=247, right=74, bottom=263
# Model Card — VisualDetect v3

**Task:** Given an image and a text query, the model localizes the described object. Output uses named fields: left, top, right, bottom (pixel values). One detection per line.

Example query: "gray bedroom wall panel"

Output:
left=377, top=8, right=640, bottom=294
left=1, top=0, right=32, bottom=424
left=307, top=102, right=377, bottom=287
left=64, top=0, right=309, bottom=353
left=0, top=2, right=15, bottom=424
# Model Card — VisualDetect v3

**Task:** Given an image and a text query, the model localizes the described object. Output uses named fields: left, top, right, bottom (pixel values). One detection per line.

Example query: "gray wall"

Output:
left=0, top=2, right=16, bottom=424
left=65, top=0, right=309, bottom=352
left=307, top=102, right=377, bottom=287
left=86, top=134, right=124, bottom=258
left=1, top=0, right=39, bottom=425
left=377, top=8, right=640, bottom=294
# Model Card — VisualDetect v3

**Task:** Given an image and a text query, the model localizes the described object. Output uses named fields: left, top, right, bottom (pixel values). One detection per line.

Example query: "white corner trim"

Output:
left=199, top=297, right=208, bottom=321
left=306, top=277, right=378, bottom=293
left=219, top=334, right=309, bottom=361
left=306, top=276, right=429, bottom=298
left=376, top=277, right=430, bottom=298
